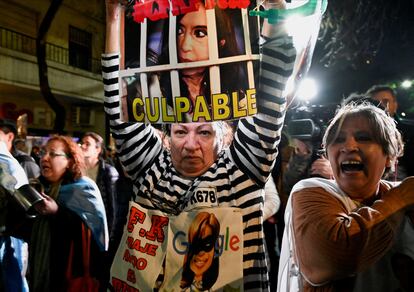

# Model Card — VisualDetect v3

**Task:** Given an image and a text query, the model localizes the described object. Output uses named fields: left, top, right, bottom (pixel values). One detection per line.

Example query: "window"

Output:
left=69, top=26, right=92, bottom=70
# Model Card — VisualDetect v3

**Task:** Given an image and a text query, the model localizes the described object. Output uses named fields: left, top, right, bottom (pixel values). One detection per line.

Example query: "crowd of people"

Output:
left=1, top=0, right=414, bottom=291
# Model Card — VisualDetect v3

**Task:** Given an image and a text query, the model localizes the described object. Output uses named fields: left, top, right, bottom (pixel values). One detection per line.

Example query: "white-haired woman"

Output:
left=278, top=102, right=414, bottom=292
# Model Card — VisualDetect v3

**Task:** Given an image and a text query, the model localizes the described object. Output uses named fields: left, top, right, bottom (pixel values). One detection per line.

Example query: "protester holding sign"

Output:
left=103, top=0, right=320, bottom=290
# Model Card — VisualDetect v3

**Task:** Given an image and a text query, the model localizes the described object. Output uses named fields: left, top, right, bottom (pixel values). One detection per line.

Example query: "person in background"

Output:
left=366, top=84, right=414, bottom=179
left=0, top=119, right=40, bottom=179
left=80, top=132, right=119, bottom=287
left=262, top=176, right=281, bottom=292
left=27, top=136, right=108, bottom=292
left=279, top=103, right=338, bottom=207
left=270, top=131, right=292, bottom=261
left=0, top=119, right=40, bottom=292
left=282, top=137, right=333, bottom=193
left=366, top=84, right=398, bottom=117
left=80, top=132, right=119, bottom=239
left=104, top=146, right=115, bottom=166
left=278, top=102, right=414, bottom=291
left=275, top=129, right=334, bottom=267
left=30, top=145, right=41, bottom=165
left=110, top=158, right=133, bottom=262
left=14, top=139, right=28, bottom=154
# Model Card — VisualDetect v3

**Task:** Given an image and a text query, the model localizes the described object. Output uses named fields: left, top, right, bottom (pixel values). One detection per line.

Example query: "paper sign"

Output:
left=161, top=208, right=243, bottom=291
left=120, top=0, right=260, bottom=123
left=110, top=202, right=169, bottom=291
left=110, top=202, right=243, bottom=291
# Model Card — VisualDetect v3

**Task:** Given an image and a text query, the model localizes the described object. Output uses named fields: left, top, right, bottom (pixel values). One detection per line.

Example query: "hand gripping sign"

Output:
left=119, top=0, right=326, bottom=123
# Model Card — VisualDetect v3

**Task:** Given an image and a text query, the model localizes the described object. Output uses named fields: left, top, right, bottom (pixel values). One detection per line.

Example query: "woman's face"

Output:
left=327, top=115, right=391, bottom=202
left=170, top=123, right=219, bottom=178
left=190, top=226, right=215, bottom=280
left=40, top=140, right=72, bottom=183
left=177, top=5, right=209, bottom=76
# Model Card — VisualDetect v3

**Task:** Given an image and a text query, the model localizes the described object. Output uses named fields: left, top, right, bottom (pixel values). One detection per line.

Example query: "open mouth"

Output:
left=341, top=160, right=364, bottom=172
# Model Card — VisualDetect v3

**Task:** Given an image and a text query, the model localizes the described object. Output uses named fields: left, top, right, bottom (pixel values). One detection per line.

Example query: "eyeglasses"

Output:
left=39, top=150, right=68, bottom=158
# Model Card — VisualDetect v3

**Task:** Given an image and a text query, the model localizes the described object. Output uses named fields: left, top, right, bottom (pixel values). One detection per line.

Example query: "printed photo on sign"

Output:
left=110, top=202, right=169, bottom=291
left=120, top=0, right=260, bottom=123
left=161, top=208, right=243, bottom=291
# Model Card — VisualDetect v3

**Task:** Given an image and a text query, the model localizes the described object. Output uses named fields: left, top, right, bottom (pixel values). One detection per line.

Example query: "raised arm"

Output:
left=230, top=0, right=296, bottom=186
left=103, top=0, right=162, bottom=182
left=105, top=0, right=121, bottom=54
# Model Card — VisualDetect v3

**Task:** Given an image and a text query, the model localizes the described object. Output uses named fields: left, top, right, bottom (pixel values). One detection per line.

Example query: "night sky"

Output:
left=305, top=0, right=414, bottom=111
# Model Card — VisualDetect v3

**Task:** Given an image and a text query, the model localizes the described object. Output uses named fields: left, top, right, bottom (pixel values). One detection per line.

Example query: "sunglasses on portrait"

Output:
left=193, top=235, right=216, bottom=254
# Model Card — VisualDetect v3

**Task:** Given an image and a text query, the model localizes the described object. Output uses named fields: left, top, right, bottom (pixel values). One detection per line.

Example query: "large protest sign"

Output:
left=110, top=202, right=243, bottom=291
left=119, top=0, right=325, bottom=123
left=120, top=0, right=260, bottom=123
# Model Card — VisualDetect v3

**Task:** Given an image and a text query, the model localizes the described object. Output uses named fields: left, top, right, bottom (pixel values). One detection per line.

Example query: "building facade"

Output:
left=0, top=0, right=107, bottom=142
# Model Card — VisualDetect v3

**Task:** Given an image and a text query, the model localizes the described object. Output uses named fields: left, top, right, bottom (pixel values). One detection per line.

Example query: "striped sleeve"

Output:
left=102, top=54, right=162, bottom=182
left=230, top=36, right=296, bottom=187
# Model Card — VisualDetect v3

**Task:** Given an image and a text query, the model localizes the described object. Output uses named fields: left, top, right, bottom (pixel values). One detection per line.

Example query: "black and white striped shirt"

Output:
left=102, top=35, right=295, bottom=291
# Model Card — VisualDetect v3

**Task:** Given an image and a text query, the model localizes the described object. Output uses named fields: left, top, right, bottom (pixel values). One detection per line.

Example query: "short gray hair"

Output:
left=323, top=102, right=404, bottom=160
left=162, top=122, right=229, bottom=137
left=162, top=121, right=232, bottom=152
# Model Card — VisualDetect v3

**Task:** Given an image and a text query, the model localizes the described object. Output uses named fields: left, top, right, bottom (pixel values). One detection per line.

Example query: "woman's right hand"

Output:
left=106, top=0, right=122, bottom=21
left=34, top=193, right=59, bottom=216
left=105, top=0, right=124, bottom=53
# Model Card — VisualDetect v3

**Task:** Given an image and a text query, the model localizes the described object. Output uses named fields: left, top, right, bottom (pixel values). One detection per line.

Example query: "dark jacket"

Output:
left=95, top=159, right=119, bottom=240
left=12, top=149, right=40, bottom=179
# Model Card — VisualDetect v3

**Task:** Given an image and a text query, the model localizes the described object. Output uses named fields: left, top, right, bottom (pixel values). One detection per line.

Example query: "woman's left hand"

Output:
left=34, top=193, right=59, bottom=215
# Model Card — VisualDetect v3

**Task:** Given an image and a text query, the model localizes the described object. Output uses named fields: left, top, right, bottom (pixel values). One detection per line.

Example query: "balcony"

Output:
left=0, top=26, right=104, bottom=104
left=0, top=26, right=101, bottom=74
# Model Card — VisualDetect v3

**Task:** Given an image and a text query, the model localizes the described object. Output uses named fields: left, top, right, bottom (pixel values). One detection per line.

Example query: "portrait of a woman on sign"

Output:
left=120, top=0, right=260, bottom=123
